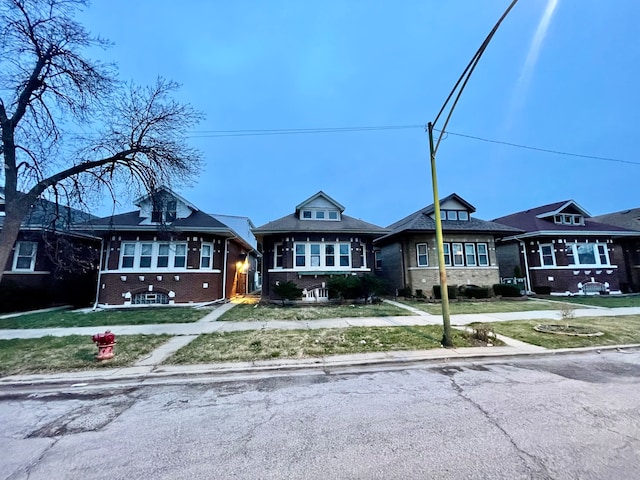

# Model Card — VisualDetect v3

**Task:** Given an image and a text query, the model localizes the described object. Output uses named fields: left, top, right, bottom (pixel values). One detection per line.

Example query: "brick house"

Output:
left=253, top=191, right=388, bottom=302
left=591, top=207, right=640, bottom=293
left=80, top=187, right=257, bottom=306
left=0, top=188, right=100, bottom=312
left=373, top=193, right=521, bottom=297
left=493, top=200, right=637, bottom=295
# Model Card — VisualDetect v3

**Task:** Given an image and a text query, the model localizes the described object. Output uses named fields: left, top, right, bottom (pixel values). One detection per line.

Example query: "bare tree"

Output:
left=0, top=0, right=202, bottom=283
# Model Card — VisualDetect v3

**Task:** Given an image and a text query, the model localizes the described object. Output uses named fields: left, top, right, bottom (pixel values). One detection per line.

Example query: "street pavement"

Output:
left=1, top=300, right=639, bottom=389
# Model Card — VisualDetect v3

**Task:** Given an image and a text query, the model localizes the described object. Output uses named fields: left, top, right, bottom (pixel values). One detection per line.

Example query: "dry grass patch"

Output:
left=0, top=334, right=172, bottom=376
left=166, top=326, right=499, bottom=364
left=488, top=315, right=640, bottom=349
left=0, top=307, right=211, bottom=329
left=218, top=303, right=412, bottom=321
left=398, top=299, right=558, bottom=315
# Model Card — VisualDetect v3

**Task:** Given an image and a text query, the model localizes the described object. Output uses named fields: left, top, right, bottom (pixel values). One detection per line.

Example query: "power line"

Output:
left=186, top=124, right=639, bottom=166
left=440, top=130, right=640, bottom=166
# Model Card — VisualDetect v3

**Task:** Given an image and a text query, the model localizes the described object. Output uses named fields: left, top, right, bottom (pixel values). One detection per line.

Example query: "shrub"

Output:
left=471, top=324, right=495, bottom=343
left=273, top=281, right=303, bottom=306
left=396, top=287, right=412, bottom=298
left=328, top=276, right=362, bottom=300
left=460, top=286, right=491, bottom=299
left=493, top=283, right=522, bottom=297
left=433, top=285, right=457, bottom=300
left=415, top=289, right=426, bottom=299
left=533, top=285, right=552, bottom=295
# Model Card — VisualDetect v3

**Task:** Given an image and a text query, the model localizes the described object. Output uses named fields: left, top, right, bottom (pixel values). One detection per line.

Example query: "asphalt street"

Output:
left=2, top=350, right=639, bottom=479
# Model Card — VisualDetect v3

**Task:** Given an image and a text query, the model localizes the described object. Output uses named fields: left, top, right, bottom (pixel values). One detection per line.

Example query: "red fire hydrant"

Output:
left=91, top=330, right=116, bottom=361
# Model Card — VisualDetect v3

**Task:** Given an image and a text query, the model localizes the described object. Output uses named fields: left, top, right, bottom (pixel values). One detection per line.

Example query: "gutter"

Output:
left=512, top=235, right=532, bottom=294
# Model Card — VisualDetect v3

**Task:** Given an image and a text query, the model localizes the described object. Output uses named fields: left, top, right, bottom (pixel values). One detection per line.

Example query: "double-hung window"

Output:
left=13, top=241, right=37, bottom=271
left=325, top=244, right=335, bottom=266
left=310, top=244, right=321, bottom=266
left=452, top=243, right=464, bottom=266
left=442, top=243, right=451, bottom=266
left=274, top=243, right=284, bottom=268
left=477, top=244, right=489, bottom=266
left=416, top=243, right=428, bottom=267
left=295, top=244, right=306, bottom=267
left=339, top=244, right=350, bottom=267
left=540, top=244, right=555, bottom=266
left=465, top=244, right=477, bottom=266
left=200, top=243, right=213, bottom=269
left=140, top=243, right=153, bottom=268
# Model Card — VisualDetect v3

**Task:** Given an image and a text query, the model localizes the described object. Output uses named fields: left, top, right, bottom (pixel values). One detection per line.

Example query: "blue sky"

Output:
left=78, top=1, right=639, bottom=228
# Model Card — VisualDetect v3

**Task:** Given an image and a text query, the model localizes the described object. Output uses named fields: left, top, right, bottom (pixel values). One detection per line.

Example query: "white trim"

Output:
left=12, top=241, right=37, bottom=271
left=529, top=265, right=617, bottom=270
left=103, top=269, right=222, bottom=274
left=267, top=267, right=371, bottom=273
left=408, top=266, right=499, bottom=271
left=416, top=243, right=428, bottom=267
left=3, top=270, right=49, bottom=275
left=501, top=230, right=638, bottom=241
left=538, top=243, right=556, bottom=267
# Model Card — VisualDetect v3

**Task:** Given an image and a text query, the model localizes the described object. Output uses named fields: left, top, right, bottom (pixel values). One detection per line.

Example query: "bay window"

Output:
left=292, top=242, right=351, bottom=269
left=119, top=241, right=189, bottom=269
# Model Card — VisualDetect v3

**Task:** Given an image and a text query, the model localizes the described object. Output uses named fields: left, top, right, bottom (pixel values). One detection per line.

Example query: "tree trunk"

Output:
left=0, top=201, right=31, bottom=285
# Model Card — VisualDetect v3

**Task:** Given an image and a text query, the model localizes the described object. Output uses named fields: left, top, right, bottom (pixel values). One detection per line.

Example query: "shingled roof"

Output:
left=492, top=200, right=635, bottom=236
left=253, top=213, right=387, bottom=236
left=0, top=187, right=97, bottom=231
left=591, top=207, right=640, bottom=232
left=376, top=194, right=521, bottom=244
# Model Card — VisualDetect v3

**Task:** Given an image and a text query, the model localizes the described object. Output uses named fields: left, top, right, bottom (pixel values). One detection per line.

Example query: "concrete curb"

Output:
left=2, top=343, right=639, bottom=395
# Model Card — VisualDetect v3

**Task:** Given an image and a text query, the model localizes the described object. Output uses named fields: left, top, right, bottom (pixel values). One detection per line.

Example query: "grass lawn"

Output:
left=0, top=334, right=172, bottom=377
left=488, top=315, right=640, bottom=349
left=396, top=299, right=558, bottom=315
left=166, top=326, right=500, bottom=364
left=218, top=303, right=413, bottom=321
left=549, top=295, right=640, bottom=308
left=0, top=307, right=211, bottom=329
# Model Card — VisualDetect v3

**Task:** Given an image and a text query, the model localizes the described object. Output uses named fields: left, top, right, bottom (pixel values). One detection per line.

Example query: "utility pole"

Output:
left=428, top=0, right=519, bottom=347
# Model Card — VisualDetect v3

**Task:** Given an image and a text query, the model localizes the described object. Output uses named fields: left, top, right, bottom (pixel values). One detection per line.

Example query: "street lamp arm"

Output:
left=432, top=0, right=519, bottom=155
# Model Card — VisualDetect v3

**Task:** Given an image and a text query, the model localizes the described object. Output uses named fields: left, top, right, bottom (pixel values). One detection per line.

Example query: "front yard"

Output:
left=217, top=303, right=412, bottom=321
left=0, top=307, right=211, bottom=329
left=488, top=315, right=640, bottom=349
left=396, top=298, right=559, bottom=315
left=0, top=334, right=172, bottom=376
left=549, top=294, right=640, bottom=308
left=166, top=326, right=495, bottom=364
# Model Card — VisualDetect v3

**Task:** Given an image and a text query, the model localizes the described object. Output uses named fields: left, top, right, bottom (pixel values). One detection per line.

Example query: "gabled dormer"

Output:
left=135, top=187, right=198, bottom=225
left=295, top=191, right=344, bottom=221
left=429, top=193, right=475, bottom=222
left=536, top=200, right=588, bottom=227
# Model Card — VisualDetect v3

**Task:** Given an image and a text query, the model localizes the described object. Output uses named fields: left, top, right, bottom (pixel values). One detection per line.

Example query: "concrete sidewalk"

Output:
left=1, top=301, right=639, bottom=391
left=2, top=305, right=639, bottom=340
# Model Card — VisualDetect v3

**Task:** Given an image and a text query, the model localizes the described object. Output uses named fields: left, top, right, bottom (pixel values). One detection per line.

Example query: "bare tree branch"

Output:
left=0, top=0, right=203, bottom=283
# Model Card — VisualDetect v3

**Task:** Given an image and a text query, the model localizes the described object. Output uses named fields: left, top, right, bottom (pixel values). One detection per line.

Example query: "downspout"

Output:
left=92, top=238, right=105, bottom=310
left=514, top=236, right=531, bottom=294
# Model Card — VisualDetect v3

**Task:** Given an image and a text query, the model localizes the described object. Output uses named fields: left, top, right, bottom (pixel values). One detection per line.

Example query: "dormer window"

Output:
left=300, top=209, right=341, bottom=221
left=440, top=210, right=469, bottom=221
left=554, top=214, right=583, bottom=226
left=152, top=200, right=177, bottom=223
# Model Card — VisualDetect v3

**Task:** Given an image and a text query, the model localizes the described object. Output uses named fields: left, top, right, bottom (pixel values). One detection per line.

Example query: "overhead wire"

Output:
left=183, top=124, right=639, bottom=166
